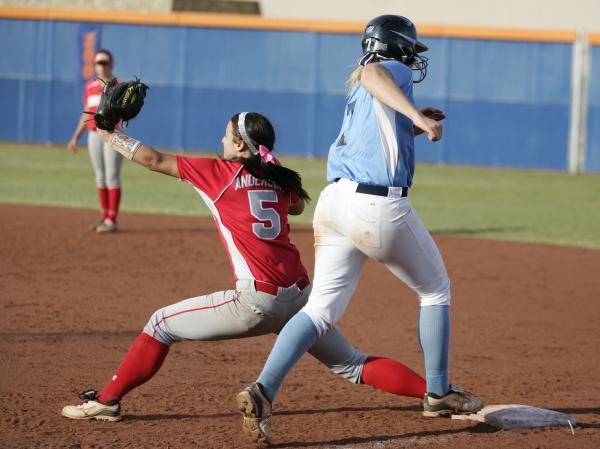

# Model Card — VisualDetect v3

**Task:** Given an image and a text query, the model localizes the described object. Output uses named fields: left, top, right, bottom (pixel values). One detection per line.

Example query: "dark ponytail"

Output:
left=229, top=112, right=310, bottom=202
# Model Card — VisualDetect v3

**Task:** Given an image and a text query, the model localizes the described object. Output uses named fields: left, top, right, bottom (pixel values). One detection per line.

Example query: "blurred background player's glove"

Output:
left=90, top=78, right=148, bottom=131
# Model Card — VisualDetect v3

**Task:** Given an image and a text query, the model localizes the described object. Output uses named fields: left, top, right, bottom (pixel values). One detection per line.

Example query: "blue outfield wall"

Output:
left=586, top=45, right=600, bottom=172
left=0, top=18, right=578, bottom=170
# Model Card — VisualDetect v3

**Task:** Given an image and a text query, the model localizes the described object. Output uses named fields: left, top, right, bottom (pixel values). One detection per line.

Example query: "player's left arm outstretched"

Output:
left=88, top=77, right=177, bottom=177
left=98, top=128, right=307, bottom=216
left=96, top=129, right=178, bottom=177
left=93, top=82, right=306, bottom=219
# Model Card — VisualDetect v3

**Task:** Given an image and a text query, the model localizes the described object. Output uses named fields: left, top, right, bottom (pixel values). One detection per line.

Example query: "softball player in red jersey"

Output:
left=62, top=112, right=427, bottom=423
left=68, top=49, right=122, bottom=234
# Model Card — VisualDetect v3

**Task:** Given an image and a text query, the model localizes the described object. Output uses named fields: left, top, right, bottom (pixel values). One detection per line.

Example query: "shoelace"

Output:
left=76, top=401, right=96, bottom=410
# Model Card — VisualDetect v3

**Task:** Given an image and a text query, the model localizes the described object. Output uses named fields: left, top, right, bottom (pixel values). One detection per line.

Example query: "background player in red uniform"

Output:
left=62, top=112, right=427, bottom=426
left=67, top=49, right=122, bottom=233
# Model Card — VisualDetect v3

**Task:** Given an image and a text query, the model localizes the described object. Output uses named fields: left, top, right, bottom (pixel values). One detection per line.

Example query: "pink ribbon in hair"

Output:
left=259, top=144, right=281, bottom=166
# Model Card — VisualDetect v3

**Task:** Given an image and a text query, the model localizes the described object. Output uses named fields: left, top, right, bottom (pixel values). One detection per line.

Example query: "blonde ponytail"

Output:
left=345, top=66, right=363, bottom=96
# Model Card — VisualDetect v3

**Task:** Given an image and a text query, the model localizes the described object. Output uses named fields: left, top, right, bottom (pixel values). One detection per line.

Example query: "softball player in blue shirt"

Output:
left=237, top=15, right=484, bottom=445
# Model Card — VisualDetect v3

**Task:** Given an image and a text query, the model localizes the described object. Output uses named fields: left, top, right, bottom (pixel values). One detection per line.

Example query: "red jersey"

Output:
left=177, top=156, right=308, bottom=287
left=83, top=79, right=121, bottom=131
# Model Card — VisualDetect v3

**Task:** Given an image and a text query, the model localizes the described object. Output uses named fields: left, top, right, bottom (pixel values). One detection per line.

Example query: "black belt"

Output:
left=334, top=179, right=408, bottom=198
left=355, top=183, right=408, bottom=198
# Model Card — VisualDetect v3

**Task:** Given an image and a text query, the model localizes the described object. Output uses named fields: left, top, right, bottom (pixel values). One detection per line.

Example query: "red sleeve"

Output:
left=177, top=156, right=237, bottom=200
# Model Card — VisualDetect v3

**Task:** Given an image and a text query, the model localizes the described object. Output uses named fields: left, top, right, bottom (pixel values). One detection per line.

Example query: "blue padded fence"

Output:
left=0, top=18, right=592, bottom=171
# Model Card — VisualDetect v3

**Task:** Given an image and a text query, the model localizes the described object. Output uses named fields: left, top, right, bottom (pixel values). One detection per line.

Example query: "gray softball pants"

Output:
left=143, top=279, right=368, bottom=384
left=87, top=130, right=123, bottom=188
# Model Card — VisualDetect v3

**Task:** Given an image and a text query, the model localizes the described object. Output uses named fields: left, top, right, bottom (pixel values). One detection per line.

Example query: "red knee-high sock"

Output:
left=107, top=188, right=121, bottom=222
left=361, top=356, right=426, bottom=399
left=97, top=187, right=109, bottom=220
left=98, top=333, right=169, bottom=404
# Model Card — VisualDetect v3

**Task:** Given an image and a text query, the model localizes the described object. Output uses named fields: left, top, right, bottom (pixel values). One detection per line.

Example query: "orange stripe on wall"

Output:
left=589, top=34, right=600, bottom=45
left=418, top=24, right=576, bottom=43
left=0, top=6, right=577, bottom=43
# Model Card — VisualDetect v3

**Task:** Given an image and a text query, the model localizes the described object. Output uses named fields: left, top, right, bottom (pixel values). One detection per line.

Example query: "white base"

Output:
left=451, top=404, right=577, bottom=430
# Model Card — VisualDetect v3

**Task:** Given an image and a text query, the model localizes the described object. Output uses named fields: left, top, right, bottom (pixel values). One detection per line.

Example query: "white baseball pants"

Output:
left=143, top=279, right=367, bottom=384
left=88, top=130, right=123, bottom=188
left=302, top=178, right=451, bottom=336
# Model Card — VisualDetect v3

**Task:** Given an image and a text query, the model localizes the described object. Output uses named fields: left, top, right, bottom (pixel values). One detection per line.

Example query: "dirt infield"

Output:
left=1, top=204, right=599, bottom=449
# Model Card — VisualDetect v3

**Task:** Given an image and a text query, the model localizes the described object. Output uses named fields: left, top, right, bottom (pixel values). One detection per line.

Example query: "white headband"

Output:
left=237, top=112, right=259, bottom=155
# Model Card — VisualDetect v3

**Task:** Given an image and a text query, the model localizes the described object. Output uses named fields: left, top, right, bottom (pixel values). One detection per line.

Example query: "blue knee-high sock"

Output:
left=418, top=305, right=450, bottom=397
left=257, top=312, right=318, bottom=403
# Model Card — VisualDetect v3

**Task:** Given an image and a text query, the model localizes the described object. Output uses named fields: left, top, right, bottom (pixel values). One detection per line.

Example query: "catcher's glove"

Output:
left=89, top=78, right=149, bottom=131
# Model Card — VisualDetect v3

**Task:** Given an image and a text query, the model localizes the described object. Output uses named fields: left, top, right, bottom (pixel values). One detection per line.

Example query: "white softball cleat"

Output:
left=95, top=219, right=118, bottom=234
left=62, top=389, right=122, bottom=422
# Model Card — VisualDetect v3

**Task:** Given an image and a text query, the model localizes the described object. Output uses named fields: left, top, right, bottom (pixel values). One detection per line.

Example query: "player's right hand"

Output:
left=67, top=138, right=78, bottom=153
left=414, top=114, right=443, bottom=142
left=414, top=108, right=445, bottom=136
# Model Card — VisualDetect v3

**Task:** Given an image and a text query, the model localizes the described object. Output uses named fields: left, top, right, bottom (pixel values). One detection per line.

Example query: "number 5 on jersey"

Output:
left=248, top=190, right=281, bottom=240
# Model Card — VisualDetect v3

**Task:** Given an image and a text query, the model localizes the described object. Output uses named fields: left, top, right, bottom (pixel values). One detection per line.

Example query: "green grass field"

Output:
left=1, top=143, right=599, bottom=249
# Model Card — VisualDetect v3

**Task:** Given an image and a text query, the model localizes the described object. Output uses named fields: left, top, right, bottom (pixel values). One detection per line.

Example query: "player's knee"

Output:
left=328, top=350, right=369, bottom=384
left=143, top=307, right=176, bottom=346
left=95, top=174, right=106, bottom=187
left=106, top=175, right=121, bottom=189
left=301, top=304, right=337, bottom=337
left=419, top=276, right=451, bottom=307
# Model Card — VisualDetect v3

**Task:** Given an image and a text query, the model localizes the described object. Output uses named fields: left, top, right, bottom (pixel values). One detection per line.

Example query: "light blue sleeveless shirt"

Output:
left=327, top=60, right=415, bottom=187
